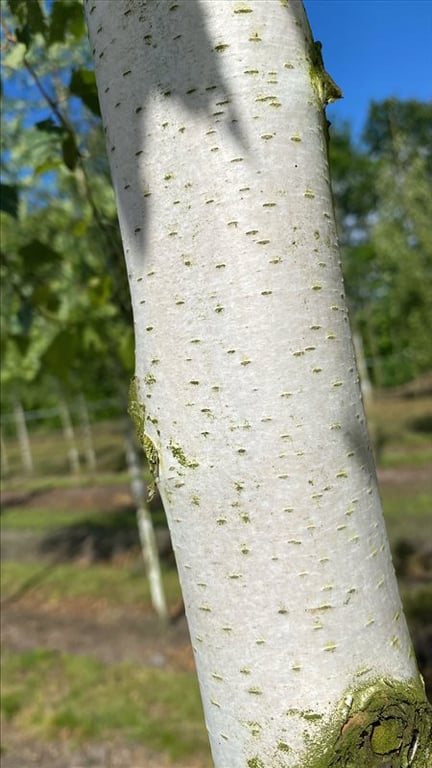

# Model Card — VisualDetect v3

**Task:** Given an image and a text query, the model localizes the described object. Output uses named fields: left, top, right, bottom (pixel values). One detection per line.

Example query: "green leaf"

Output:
left=7, top=0, right=25, bottom=22
left=0, top=184, right=19, bottom=218
left=17, top=298, right=33, bottom=335
left=48, top=0, right=86, bottom=46
left=8, top=0, right=47, bottom=46
left=87, top=275, right=112, bottom=307
left=32, top=285, right=61, bottom=314
left=62, top=133, right=79, bottom=171
left=13, top=333, right=31, bottom=357
left=40, top=329, right=79, bottom=380
left=18, top=240, right=59, bottom=267
left=69, top=69, right=101, bottom=117
left=82, top=325, right=104, bottom=352
left=35, top=118, right=64, bottom=135
left=2, top=41, right=26, bottom=69
left=71, top=218, right=89, bottom=237
left=15, top=23, right=31, bottom=48
left=34, top=159, right=62, bottom=175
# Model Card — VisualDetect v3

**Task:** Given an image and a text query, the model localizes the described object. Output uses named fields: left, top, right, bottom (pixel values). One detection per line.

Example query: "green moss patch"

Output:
left=307, top=678, right=432, bottom=768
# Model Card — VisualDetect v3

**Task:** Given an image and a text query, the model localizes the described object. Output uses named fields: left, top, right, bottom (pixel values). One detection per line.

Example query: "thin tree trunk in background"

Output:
left=125, top=429, right=168, bottom=623
left=58, top=397, right=81, bottom=475
left=86, top=0, right=431, bottom=764
left=0, top=429, right=10, bottom=476
left=13, top=400, right=33, bottom=475
left=78, top=394, right=97, bottom=472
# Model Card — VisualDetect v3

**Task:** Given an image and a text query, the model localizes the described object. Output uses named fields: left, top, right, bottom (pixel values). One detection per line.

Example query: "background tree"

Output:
left=329, top=100, right=432, bottom=388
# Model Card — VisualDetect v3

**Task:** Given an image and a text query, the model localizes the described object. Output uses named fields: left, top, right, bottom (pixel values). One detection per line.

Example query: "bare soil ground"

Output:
left=1, top=483, right=135, bottom=512
left=1, top=597, right=194, bottom=671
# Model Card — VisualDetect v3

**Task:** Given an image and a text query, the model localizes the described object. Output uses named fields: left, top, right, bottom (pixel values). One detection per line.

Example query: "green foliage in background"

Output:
left=1, top=0, right=431, bottom=407
left=329, top=100, right=432, bottom=387
left=1, top=0, right=132, bottom=410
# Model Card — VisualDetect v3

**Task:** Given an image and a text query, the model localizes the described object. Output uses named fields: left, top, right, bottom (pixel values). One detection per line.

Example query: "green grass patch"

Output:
left=1, top=508, right=106, bottom=531
left=1, top=561, right=182, bottom=608
left=1, top=471, right=131, bottom=494
left=0, top=506, right=137, bottom=531
left=381, top=492, right=432, bottom=544
left=380, top=449, right=432, bottom=468
left=1, top=648, right=210, bottom=760
left=1, top=502, right=168, bottom=532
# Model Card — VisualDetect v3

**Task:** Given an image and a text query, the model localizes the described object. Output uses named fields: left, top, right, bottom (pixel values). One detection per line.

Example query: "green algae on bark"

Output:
left=305, top=678, right=432, bottom=768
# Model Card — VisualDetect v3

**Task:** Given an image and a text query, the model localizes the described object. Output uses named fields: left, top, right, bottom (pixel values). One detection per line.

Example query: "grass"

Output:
left=382, top=491, right=432, bottom=544
left=1, top=507, right=115, bottom=531
left=1, top=396, right=431, bottom=758
left=1, top=560, right=182, bottom=609
left=380, top=448, right=432, bottom=468
left=1, top=648, right=210, bottom=761
left=1, top=471, right=132, bottom=494
left=1, top=501, right=168, bottom=531
left=0, top=506, right=138, bottom=531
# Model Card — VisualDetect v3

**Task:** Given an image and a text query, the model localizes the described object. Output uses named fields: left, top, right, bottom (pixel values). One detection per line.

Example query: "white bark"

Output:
left=0, top=428, right=10, bottom=476
left=13, top=400, right=33, bottom=474
left=78, top=394, right=97, bottom=471
left=58, top=397, right=81, bottom=475
left=86, top=1, right=429, bottom=765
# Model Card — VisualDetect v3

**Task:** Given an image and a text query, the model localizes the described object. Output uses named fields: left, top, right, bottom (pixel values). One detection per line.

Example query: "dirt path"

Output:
left=1, top=596, right=194, bottom=671
left=1, top=484, right=134, bottom=511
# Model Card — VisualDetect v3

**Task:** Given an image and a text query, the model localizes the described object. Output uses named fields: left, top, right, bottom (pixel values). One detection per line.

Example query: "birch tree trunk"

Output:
left=13, top=400, right=33, bottom=475
left=1, top=428, right=10, bottom=476
left=58, top=396, right=81, bottom=475
left=85, top=1, right=431, bottom=765
left=78, top=394, right=97, bottom=472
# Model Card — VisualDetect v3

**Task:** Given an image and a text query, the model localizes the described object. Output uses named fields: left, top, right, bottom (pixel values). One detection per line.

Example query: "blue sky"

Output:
left=304, top=0, right=432, bottom=142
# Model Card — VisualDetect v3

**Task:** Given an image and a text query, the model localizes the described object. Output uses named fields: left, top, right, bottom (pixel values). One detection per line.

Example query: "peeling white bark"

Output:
left=86, top=1, right=421, bottom=764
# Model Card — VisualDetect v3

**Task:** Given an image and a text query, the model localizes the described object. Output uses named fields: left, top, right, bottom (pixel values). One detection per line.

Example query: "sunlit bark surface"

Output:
left=86, top=2, right=426, bottom=765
